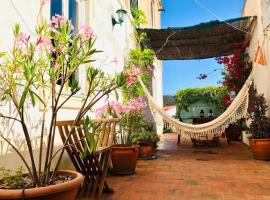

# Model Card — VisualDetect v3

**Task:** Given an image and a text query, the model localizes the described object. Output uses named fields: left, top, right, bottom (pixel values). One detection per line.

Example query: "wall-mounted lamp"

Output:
left=200, top=109, right=204, bottom=117
left=208, top=109, right=213, bottom=117
left=112, top=8, right=127, bottom=26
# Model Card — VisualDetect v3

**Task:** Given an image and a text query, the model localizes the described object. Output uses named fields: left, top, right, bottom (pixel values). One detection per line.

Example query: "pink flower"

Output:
left=15, top=32, right=29, bottom=44
left=126, top=66, right=141, bottom=86
left=79, top=24, right=95, bottom=39
left=37, top=36, right=52, bottom=47
left=95, top=98, right=146, bottom=117
left=40, top=0, right=48, bottom=6
left=49, top=14, right=67, bottom=29
left=53, top=63, right=60, bottom=70
left=111, top=57, right=119, bottom=64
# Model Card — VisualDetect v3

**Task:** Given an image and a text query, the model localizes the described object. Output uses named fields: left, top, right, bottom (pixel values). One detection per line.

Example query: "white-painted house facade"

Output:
left=0, top=0, right=163, bottom=169
left=242, top=0, right=270, bottom=108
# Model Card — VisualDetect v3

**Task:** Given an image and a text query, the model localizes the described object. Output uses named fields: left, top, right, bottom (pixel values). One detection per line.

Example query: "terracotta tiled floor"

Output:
left=102, top=134, right=270, bottom=200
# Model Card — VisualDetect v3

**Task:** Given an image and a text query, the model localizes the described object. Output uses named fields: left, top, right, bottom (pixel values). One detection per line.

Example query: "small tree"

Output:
left=0, top=16, right=126, bottom=187
left=247, top=84, right=270, bottom=139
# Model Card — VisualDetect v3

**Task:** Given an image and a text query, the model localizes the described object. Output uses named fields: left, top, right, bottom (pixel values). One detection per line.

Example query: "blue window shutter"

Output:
left=69, top=0, right=77, bottom=28
left=50, top=0, right=62, bottom=17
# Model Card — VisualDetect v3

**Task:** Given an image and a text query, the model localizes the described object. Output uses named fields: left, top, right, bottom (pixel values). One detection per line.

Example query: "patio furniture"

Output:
left=191, top=117, right=220, bottom=147
left=56, top=118, right=119, bottom=199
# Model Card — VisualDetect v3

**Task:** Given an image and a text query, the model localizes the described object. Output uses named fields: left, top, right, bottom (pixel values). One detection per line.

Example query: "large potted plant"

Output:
left=96, top=97, right=146, bottom=175
left=248, top=84, right=270, bottom=160
left=130, top=131, right=160, bottom=159
left=0, top=14, right=126, bottom=199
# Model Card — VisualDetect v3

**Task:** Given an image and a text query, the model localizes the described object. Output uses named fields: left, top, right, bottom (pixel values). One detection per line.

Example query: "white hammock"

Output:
left=139, top=69, right=254, bottom=139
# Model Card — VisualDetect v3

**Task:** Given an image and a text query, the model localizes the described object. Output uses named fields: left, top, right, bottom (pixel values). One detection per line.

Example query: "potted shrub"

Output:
left=248, top=84, right=270, bottom=160
left=96, top=98, right=146, bottom=175
left=0, top=14, right=126, bottom=199
left=130, top=131, right=160, bottom=159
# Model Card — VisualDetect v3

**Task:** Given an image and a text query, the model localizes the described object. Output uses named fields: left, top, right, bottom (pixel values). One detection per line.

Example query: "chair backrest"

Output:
left=55, top=118, right=119, bottom=172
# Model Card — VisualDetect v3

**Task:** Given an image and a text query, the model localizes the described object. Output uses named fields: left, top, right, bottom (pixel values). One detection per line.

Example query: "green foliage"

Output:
left=163, top=95, right=176, bottom=106
left=122, top=71, right=148, bottom=101
left=131, top=7, right=147, bottom=27
left=163, top=127, right=173, bottom=133
left=119, top=113, right=147, bottom=144
left=0, top=167, right=25, bottom=189
left=130, top=131, right=160, bottom=145
left=248, top=84, right=270, bottom=139
left=129, top=48, right=155, bottom=67
left=176, top=86, right=228, bottom=118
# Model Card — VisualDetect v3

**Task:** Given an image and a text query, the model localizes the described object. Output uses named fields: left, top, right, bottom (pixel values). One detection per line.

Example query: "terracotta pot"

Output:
left=225, top=125, right=242, bottom=142
left=0, top=170, right=84, bottom=200
left=139, top=144, right=154, bottom=159
left=249, top=138, right=270, bottom=160
left=111, top=145, right=138, bottom=175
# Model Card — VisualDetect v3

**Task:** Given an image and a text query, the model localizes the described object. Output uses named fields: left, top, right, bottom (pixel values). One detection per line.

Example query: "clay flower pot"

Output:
left=139, top=144, right=154, bottom=159
left=249, top=138, right=270, bottom=160
left=0, top=170, right=84, bottom=200
left=111, top=145, right=139, bottom=175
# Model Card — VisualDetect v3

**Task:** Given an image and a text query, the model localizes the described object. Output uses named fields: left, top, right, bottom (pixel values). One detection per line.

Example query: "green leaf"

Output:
left=0, top=52, right=6, bottom=58
left=13, top=24, right=20, bottom=37
left=114, top=90, right=119, bottom=101
left=29, top=90, right=36, bottom=106
left=30, top=90, right=45, bottom=106
left=83, top=59, right=95, bottom=64
left=85, top=116, right=90, bottom=126
left=19, top=86, right=29, bottom=109
left=65, top=79, right=70, bottom=91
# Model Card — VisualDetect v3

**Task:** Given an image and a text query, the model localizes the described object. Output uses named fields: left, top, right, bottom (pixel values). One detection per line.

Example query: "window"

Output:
left=69, top=0, right=78, bottom=30
left=51, top=0, right=62, bottom=16
left=50, top=0, right=78, bottom=85
left=151, top=0, right=155, bottom=27
left=130, top=0, right=138, bottom=11
left=68, top=0, right=78, bottom=82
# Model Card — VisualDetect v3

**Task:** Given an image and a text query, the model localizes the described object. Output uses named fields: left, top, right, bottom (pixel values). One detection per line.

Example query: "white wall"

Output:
left=0, top=0, right=136, bottom=166
left=243, top=0, right=270, bottom=110
left=0, top=0, right=163, bottom=170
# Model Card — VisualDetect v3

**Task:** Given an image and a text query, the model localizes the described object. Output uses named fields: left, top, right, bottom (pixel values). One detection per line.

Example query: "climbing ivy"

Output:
left=176, top=86, right=228, bottom=118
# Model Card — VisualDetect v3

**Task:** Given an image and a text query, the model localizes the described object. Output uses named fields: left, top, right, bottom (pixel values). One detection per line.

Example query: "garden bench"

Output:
left=56, top=118, right=119, bottom=199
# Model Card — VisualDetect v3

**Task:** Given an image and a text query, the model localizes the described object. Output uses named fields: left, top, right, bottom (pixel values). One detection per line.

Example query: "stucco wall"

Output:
left=0, top=0, right=163, bottom=171
left=243, top=0, right=270, bottom=110
left=0, top=0, right=136, bottom=170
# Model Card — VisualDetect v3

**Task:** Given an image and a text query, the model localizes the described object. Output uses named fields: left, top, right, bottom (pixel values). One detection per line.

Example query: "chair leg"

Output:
left=177, top=134, right=181, bottom=145
left=96, top=150, right=111, bottom=197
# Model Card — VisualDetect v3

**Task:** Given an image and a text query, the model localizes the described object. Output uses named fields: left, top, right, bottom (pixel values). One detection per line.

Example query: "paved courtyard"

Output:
left=104, top=133, right=270, bottom=200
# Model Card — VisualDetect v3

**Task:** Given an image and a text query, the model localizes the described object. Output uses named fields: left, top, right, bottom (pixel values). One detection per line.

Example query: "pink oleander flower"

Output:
left=95, top=97, right=146, bottom=118
left=37, top=36, right=52, bottom=47
left=126, top=66, right=141, bottom=86
left=79, top=24, right=95, bottom=39
left=111, top=57, right=118, bottom=64
left=53, top=63, right=60, bottom=70
left=15, top=32, right=29, bottom=44
left=49, top=14, right=67, bottom=29
left=40, top=0, right=48, bottom=6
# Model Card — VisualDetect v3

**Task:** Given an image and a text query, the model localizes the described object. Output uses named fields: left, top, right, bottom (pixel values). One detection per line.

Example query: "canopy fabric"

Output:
left=139, top=17, right=256, bottom=60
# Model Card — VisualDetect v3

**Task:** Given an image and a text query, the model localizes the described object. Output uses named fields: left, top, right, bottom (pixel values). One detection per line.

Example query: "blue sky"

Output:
left=161, top=0, right=245, bottom=95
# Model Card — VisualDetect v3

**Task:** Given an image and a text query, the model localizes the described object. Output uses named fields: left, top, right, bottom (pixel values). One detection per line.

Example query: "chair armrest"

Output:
left=96, top=145, right=112, bottom=154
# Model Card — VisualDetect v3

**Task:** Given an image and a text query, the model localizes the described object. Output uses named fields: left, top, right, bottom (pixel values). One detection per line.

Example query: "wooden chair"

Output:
left=56, top=118, right=119, bottom=199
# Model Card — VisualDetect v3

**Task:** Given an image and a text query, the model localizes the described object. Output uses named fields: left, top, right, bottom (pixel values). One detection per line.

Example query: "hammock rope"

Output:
left=139, top=68, right=254, bottom=139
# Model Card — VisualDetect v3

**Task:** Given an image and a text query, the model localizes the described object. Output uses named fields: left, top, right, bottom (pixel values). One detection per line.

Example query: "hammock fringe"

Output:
left=139, top=69, right=253, bottom=139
